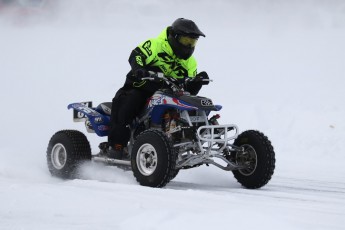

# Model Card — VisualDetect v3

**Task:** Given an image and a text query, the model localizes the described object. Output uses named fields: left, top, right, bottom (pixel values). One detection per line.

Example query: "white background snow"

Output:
left=1, top=0, right=345, bottom=229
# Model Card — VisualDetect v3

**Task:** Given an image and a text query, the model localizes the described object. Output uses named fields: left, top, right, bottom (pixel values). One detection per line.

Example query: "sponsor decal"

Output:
left=147, top=94, right=197, bottom=110
left=142, top=40, right=152, bottom=56
left=98, top=125, right=109, bottom=131
left=149, top=94, right=165, bottom=107
left=136, top=55, right=143, bottom=66
left=94, top=117, right=103, bottom=124
left=172, top=98, right=196, bottom=109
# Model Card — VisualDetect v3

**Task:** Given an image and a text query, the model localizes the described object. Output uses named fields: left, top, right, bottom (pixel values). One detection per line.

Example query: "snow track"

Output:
left=1, top=173, right=344, bottom=230
left=1, top=0, right=345, bottom=229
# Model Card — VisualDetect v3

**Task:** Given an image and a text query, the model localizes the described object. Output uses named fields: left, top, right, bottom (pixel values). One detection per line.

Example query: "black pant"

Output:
left=108, top=87, right=153, bottom=147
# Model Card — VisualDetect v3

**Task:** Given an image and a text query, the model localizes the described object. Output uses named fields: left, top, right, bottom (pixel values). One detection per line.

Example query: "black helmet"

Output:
left=168, top=18, right=205, bottom=60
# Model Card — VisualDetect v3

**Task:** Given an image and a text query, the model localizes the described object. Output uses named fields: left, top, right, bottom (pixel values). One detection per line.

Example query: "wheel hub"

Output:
left=51, top=143, right=67, bottom=170
left=236, top=144, right=258, bottom=176
left=136, top=144, right=158, bottom=176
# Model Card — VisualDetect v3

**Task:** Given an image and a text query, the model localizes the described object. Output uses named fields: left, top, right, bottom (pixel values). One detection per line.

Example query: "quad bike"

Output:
left=47, top=72, right=275, bottom=188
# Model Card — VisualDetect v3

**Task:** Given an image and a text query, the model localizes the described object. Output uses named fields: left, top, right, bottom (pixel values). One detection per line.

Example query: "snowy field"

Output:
left=1, top=0, right=345, bottom=229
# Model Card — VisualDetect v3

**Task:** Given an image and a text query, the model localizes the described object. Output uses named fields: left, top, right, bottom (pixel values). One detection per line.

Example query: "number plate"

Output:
left=73, top=101, right=93, bottom=121
left=189, top=116, right=206, bottom=123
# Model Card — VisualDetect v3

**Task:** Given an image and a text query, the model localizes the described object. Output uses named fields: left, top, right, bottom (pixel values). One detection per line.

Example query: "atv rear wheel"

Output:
left=131, top=129, right=178, bottom=188
left=47, top=130, right=91, bottom=179
left=232, top=130, right=275, bottom=189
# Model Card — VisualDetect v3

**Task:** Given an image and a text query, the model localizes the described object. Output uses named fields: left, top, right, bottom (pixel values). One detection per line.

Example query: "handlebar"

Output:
left=141, top=71, right=212, bottom=94
left=141, top=71, right=165, bottom=81
left=185, top=77, right=213, bottom=84
left=143, top=71, right=181, bottom=91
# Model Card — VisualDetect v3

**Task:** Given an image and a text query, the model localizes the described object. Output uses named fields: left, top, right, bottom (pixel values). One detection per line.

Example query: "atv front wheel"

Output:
left=47, top=130, right=91, bottom=179
left=131, top=129, right=178, bottom=187
left=232, top=130, right=275, bottom=189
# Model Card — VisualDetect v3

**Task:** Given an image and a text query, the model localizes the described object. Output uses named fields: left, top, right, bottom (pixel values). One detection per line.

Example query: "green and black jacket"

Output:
left=124, top=28, right=201, bottom=94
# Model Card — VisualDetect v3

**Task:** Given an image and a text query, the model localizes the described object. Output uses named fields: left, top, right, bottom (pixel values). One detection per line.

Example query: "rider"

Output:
left=107, top=18, right=210, bottom=159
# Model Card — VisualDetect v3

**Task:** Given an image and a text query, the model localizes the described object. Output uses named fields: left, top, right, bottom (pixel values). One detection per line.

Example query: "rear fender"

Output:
left=68, top=103, right=110, bottom=137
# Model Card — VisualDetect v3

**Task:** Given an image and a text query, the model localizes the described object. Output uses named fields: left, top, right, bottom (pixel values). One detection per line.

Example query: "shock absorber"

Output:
left=163, top=112, right=171, bottom=132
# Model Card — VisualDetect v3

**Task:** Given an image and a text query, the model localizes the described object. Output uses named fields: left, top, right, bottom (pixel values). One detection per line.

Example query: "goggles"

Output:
left=178, top=35, right=198, bottom=48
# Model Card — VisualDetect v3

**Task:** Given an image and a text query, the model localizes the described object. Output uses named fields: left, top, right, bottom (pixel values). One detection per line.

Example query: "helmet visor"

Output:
left=178, top=35, right=198, bottom=48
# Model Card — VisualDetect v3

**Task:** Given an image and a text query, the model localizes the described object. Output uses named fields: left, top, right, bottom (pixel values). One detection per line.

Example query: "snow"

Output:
left=1, top=0, right=345, bottom=229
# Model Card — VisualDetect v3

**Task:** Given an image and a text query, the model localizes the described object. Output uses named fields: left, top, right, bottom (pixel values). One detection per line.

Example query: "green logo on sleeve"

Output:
left=142, top=40, right=152, bottom=56
left=136, top=56, right=144, bottom=66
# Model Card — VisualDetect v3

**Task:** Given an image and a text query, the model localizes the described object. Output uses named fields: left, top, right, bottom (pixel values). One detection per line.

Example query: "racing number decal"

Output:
left=78, top=102, right=93, bottom=118
left=142, top=40, right=152, bottom=56
left=77, top=111, right=85, bottom=119
left=78, top=107, right=94, bottom=117
left=73, top=102, right=92, bottom=120
left=201, top=99, right=213, bottom=106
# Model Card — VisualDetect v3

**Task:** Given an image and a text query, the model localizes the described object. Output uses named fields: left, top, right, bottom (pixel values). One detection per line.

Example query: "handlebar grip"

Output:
left=187, top=77, right=213, bottom=83
left=148, top=71, right=164, bottom=78
left=141, top=77, right=155, bottom=81
left=142, top=71, right=165, bottom=81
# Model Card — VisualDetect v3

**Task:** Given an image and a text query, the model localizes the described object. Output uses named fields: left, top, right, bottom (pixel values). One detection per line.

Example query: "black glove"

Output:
left=133, top=68, right=150, bottom=81
left=194, top=71, right=209, bottom=85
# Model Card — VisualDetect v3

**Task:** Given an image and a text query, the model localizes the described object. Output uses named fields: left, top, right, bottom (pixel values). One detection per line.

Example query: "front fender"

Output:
left=150, top=104, right=196, bottom=124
